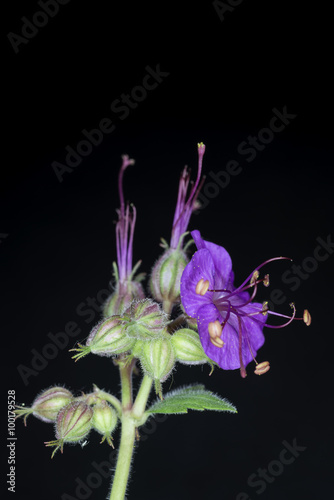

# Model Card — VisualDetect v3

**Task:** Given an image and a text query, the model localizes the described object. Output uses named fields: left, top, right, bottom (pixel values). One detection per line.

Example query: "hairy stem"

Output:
left=132, top=374, right=153, bottom=418
left=109, top=417, right=136, bottom=500
left=120, top=358, right=135, bottom=411
left=109, top=368, right=153, bottom=500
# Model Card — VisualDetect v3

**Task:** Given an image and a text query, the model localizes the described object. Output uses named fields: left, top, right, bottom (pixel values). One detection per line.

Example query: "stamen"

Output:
left=225, top=256, right=292, bottom=301
left=264, top=302, right=297, bottom=328
left=208, top=320, right=224, bottom=347
left=210, top=337, right=225, bottom=348
left=262, top=301, right=269, bottom=314
left=250, top=270, right=259, bottom=286
left=263, top=274, right=270, bottom=287
left=208, top=320, right=222, bottom=338
left=303, top=309, right=311, bottom=326
left=254, top=361, right=270, bottom=375
left=196, top=278, right=210, bottom=296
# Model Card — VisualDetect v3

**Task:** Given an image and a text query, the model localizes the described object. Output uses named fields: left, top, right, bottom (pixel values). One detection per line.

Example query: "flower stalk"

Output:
left=109, top=417, right=136, bottom=500
left=109, top=370, right=153, bottom=500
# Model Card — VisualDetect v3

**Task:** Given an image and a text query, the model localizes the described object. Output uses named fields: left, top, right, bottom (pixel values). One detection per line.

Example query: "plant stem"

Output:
left=132, top=374, right=153, bottom=418
left=109, top=373, right=153, bottom=500
left=109, top=417, right=136, bottom=500
left=119, top=358, right=135, bottom=411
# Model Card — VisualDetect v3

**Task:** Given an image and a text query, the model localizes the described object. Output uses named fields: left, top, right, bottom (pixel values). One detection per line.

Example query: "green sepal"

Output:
left=146, top=384, right=237, bottom=415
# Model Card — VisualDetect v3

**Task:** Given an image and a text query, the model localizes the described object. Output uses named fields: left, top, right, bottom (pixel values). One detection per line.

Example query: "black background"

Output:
left=1, top=1, right=333, bottom=499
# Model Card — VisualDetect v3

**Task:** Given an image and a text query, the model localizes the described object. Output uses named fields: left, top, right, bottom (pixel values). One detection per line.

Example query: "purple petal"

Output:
left=191, top=230, right=232, bottom=288
left=197, top=304, right=241, bottom=370
left=180, top=249, right=215, bottom=318
left=197, top=302, right=266, bottom=371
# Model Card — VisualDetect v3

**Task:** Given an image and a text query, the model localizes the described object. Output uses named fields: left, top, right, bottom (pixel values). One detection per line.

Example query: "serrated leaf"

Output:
left=146, top=384, right=237, bottom=415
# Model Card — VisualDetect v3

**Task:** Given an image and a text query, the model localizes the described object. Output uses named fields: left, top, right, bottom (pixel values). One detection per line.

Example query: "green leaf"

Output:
left=146, top=384, right=237, bottom=415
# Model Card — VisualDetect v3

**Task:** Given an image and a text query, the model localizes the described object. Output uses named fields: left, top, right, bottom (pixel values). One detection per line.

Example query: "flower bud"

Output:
left=103, top=280, right=145, bottom=317
left=45, top=401, right=93, bottom=457
left=71, top=316, right=135, bottom=360
left=171, top=328, right=211, bottom=365
left=139, top=336, right=176, bottom=397
left=15, top=387, right=73, bottom=426
left=150, top=248, right=188, bottom=307
left=92, top=401, right=118, bottom=446
left=123, top=299, right=167, bottom=341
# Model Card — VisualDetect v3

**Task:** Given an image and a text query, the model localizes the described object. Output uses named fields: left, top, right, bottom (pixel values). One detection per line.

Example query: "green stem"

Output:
left=132, top=374, right=153, bottom=418
left=109, top=374, right=153, bottom=500
left=119, top=358, right=135, bottom=411
left=109, top=417, right=136, bottom=500
left=162, top=299, right=173, bottom=315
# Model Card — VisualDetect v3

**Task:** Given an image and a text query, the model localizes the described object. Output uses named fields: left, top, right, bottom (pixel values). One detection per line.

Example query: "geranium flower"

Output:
left=180, top=230, right=311, bottom=377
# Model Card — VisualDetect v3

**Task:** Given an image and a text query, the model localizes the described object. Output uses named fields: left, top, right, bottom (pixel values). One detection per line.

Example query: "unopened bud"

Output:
left=139, top=336, right=176, bottom=397
left=171, top=328, right=210, bottom=365
left=92, top=401, right=118, bottom=447
left=45, top=401, right=93, bottom=457
left=15, top=387, right=73, bottom=425
left=124, top=299, right=167, bottom=341
left=103, top=280, right=145, bottom=317
left=150, top=248, right=188, bottom=305
left=71, top=316, right=135, bottom=360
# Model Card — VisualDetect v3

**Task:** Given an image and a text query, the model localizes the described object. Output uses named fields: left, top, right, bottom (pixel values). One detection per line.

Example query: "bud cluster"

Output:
left=70, top=296, right=212, bottom=396
left=16, top=386, right=119, bottom=457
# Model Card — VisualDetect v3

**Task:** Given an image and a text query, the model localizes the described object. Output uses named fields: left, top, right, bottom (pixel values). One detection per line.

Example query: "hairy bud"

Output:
left=103, top=280, right=145, bottom=317
left=45, top=401, right=93, bottom=457
left=150, top=248, right=188, bottom=308
left=171, top=328, right=211, bottom=366
left=92, top=401, right=118, bottom=447
left=139, top=336, right=176, bottom=397
left=71, top=316, right=135, bottom=360
left=15, top=387, right=73, bottom=426
left=123, top=299, right=167, bottom=341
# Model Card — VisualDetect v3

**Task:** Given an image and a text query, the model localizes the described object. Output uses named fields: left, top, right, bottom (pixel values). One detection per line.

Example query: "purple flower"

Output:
left=180, top=231, right=311, bottom=377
